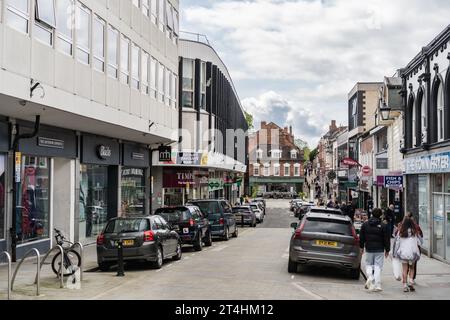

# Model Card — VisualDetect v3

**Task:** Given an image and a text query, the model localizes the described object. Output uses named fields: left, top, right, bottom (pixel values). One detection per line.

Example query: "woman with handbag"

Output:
left=393, top=216, right=422, bottom=292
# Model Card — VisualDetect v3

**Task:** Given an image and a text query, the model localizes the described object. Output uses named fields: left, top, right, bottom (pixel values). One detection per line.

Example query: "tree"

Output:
left=309, top=148, right=318, bottom=162
left=245, top=111, right=254, bottom=129
left=303, top=147, right=311, bottom=162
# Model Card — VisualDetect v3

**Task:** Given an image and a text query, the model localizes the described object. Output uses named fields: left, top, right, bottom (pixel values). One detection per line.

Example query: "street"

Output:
left=4, top=199, right=450, bottom=301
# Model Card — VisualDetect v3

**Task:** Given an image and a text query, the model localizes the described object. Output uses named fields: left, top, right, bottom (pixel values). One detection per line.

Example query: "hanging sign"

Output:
left=15, top=152, right=22, bottom=182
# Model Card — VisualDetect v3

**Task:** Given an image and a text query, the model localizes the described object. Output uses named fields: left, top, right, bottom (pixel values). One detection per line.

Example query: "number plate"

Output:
left=122, top=240, right=135, bottom=247
left=316, top=240, right=338, bottom=247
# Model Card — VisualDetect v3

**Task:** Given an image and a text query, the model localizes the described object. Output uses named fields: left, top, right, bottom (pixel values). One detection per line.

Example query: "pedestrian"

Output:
left=393, top=216, right=422, bottom=292
left=347, top=202, right=356, bottom=223
left=385, top=204, right=396, bottom=238
left=240, top=195, right=244, bottom=206
left=359, top=208, right=391, bottom=292
left=395, top=212, right=423, bottom=285
left=327, top=199, right=334, bottom=208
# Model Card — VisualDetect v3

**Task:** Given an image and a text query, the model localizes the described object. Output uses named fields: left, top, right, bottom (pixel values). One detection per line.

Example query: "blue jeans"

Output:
left=365, top=252, right=385, bottom=287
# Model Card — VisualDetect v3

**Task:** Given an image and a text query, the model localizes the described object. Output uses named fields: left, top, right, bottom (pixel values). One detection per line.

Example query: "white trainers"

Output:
left=365, top=278, right=373, bottom=290
left=373, top=286, right=383, bottom=292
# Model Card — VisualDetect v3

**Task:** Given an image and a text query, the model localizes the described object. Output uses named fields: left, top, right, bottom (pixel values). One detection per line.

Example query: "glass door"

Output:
left=433, top=194, right=445, bottom=258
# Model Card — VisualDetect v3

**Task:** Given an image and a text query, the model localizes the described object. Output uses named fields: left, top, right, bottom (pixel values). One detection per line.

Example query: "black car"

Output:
left=187, top=199, right=238, bottom=240
left=232, top=206, right=257, bottom=227
left=155, top=206, right=212, bottom=251
left=96, top=216, right=182, bottom=271
left=294, top=203, right=314, bottom=218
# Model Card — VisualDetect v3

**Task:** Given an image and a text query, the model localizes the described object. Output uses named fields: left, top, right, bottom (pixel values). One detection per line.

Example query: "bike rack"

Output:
left=11, top=248, right=40, bottom=297
left=0, top=251, right=12, bottom=300
left=70, top=242, right=84, bottom=282
left=34, top=245, right=64, bottom=289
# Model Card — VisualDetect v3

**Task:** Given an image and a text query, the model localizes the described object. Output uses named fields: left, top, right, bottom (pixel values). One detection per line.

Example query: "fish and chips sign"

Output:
left=405, top=152, right=450, bottom=174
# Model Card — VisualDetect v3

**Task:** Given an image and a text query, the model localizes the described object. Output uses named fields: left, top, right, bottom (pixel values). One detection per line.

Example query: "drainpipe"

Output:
left=10, top=115, right=40, bottom=262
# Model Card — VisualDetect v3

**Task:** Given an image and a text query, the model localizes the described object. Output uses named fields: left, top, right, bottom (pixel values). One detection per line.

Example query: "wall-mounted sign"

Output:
left=177, top=152, right=201, bottom=166
left=97, top=145, right=112, bottom=159
left=341, top=158, right=360, bottom=167
left=159, top=146, right=172, bottom=162
left=384, top=176, right=403, bottom=189
left=208, top=178, right=224, bottom=192
left=38, top=137, right=64, bottom=149
left=338, top=170, right=348, bottom=178
left=362, top=166, right=372, bottom=176
left=163, top=170, right=196, bottom=188
left=376, top=158, right=388, bottom=169
left=405, top=151, right=450, bottom=174
left=132, top=152, right=145, bottom=161
left=15, top=152, right=21, bottom=182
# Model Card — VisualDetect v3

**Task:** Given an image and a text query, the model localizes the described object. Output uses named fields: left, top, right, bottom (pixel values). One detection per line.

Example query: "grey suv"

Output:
left=289, top=212, right=362, bottom=279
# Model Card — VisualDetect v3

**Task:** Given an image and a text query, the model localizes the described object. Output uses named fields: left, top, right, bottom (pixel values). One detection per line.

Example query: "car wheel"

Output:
left=223, top=227, right=230, bottom=241
left=288, top=258, right=298, bottom=273
left=204, top=230, right=213, bottom=247
left=194, top=232, right=203, bottom=251
left=153, top=246, right=164, bottom=269
left=232, top=226, right=238, bottom=238
left=350, top=266, right=361, bottom=280
left=173, top=243, right=182, bottom=261
left=98, top=262, right=112, bottom=272
left=253, top=221, right=257, bottom=228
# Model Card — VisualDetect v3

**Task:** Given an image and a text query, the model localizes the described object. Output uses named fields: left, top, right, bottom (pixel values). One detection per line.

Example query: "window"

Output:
left=76, top=2, right=90, bottom=64
left=351, top=97, right=358, bottom=129
left=200, top=62, right=207, bottom=110
left=165, top=68, right=171, bottom=106
left=150, top=0, right=157, bottom=24
left=172, top=9, right=179, bottom=37
left=291, top=150, right=298, bottom=159
left=150, top=57, right=157, bottom=99
left=107, top=25, right=119, bottom=78
left=182, top=59, right=194, bottom=108
left=254, top=166, right=260, bottom=176
left=412, top=100, right=416, bottom=147
left=294, top=165, right=300, bottom=177
left=56, top=0, right=73, bottom=55
left=6, top=0, right=30, bottom=33
left=121, top=168, right=146, bottom=216
left=120, top=35, right=130, bottom=85
left=142, top=51, right=150, bottom=95
left=33, top=20, right=53, bottom=45
left=271, top=150, right=282, bottom=159
left=158, top=0, right=164, bottom=31
left=158, top=63, right=165, bottom=103
left=165, top=0, right=173, bottom=39
left=93, top=16, right=105, bottom=72
left=284, top=165, right=290, bottom=177
left=170, top=72, right=177, bottom=108
left=132, top=0, right=140, bottom=8
left=264, top=164, right=270, bottom=177
left=437, top=82, right=445, bottom=142
left=256, top=149, right=263, bottom=159
left=274, top=164, right=280, bottom=177
left=142, top=0, right=150, bottom=17
left=131, top=43, right=140, bottom=90
left=35, top=0, right=56, bottom=27
left=421, top=93, right=427, bottom=143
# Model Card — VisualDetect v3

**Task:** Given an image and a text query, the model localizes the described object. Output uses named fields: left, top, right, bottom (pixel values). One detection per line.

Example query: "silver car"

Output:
left=289, top=212, right=362, bottom=279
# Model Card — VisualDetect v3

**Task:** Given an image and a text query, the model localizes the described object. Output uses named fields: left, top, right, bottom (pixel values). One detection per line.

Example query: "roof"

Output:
left=306, top=211, right=350, bottom=222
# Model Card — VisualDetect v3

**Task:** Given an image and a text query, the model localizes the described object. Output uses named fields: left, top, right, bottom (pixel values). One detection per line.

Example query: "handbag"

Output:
left=392, top=257, right=402, bottom=281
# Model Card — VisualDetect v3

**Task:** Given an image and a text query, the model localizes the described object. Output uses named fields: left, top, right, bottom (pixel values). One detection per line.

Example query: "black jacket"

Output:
left=359, top=217, right=390, bottom=253
left=385, top=209, right=395, bottom=223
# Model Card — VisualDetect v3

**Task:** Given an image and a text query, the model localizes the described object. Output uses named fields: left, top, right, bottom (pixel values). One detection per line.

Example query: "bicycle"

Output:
left=51, top=228, right=82, bottom=277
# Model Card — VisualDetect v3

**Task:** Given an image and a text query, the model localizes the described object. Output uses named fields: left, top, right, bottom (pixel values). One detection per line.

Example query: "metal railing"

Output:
left=11, top=248, right=40, bottom=297
left=180, top=31, right=210, bottom=45
left=35, top=245, right=64, bottom=288
left=0, top=252, right=11, bottom=300
left=70, top=242, right=84, bottom=282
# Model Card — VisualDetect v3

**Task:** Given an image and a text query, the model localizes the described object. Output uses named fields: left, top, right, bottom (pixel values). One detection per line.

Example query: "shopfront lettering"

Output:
left=405, top=152, right=450, bottom=174
left=97, top=145, right=112, bottom=159
left=38, top=137, right=65, bottom=149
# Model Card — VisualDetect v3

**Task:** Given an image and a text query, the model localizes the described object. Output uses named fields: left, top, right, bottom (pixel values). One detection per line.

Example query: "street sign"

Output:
left=362, top=166, right=372, bottom=176
left=341, top=158, right=360, bottom=167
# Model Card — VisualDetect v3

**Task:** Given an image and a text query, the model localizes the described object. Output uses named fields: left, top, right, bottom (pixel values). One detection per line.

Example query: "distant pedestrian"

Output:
left=347, top=202, right=356, bottom=222
left=240, top=195, right=244, bottom=205
left=393, top=216, right=422, bottom=292
left=359, top=208, right=391, bottom=292
left=327, top=200, right=334, bottom=208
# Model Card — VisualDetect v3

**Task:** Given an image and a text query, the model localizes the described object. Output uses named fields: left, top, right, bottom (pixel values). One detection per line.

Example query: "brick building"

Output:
left=248, top=122, right=305, bottom=194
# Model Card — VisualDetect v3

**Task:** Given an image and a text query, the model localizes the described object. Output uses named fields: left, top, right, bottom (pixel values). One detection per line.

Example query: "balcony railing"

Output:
left=180, top=31, right=211, bottom=45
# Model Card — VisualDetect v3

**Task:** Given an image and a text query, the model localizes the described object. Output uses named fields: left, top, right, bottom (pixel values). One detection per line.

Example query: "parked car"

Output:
left=290, top=199, right=303, bottom=212
left=232, top=206, right=257, bottom=227
left=155, top=206, right=212, bottom=251
left=96, top=216, right=182, bottom=271
left=288, top=212, right=362, bottom=279
left=250, top=202, right=265, bottom=223
left=306, top=207, right=344, bottom=216
left=294, top=203, right=314, bottom=218
left=186, top=199, right=238, bottom=240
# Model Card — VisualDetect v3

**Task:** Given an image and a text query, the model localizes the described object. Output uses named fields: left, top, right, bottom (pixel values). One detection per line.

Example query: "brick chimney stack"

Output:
left=289, top=126, right=293, bottom=136
left=329, top=120, right=337, bottom=132
left=261, top=121, right=267, bottom=129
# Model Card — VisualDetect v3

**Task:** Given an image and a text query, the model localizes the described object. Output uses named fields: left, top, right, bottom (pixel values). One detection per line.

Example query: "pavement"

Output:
left=0, top=199, right=450, bottom=300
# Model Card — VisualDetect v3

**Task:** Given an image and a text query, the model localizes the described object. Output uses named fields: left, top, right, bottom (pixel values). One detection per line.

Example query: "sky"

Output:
left=180, top=0, right=450, bottom=147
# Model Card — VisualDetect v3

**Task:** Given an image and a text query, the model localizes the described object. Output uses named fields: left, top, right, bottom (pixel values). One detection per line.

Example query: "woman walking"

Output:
left=393, top=217, right=422, bottom=292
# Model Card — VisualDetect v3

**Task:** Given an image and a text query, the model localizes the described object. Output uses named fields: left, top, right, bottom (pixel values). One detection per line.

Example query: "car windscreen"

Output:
left=189, top=201, right=222, bottom=219
left=155, top=208, right=190, bottom=223
left=303, top=218, right=352, bottom=236
left=105, top=218, right=149, bottom=234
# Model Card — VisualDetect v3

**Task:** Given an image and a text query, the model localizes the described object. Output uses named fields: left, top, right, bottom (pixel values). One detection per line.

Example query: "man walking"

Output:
left=359, top=208, right=391, bottom=292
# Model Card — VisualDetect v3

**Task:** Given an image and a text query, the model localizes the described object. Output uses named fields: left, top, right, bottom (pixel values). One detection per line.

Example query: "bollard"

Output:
left=117, top=240, right=125, bottom=277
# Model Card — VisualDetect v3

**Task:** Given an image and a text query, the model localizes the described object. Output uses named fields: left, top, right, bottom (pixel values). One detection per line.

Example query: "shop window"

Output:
left=56, top=0, right=73, bottom=56
left=6, top=0, right=30, bottom=34
left=121, top=168, right=146, bottom=215
left=418, top=175, right=430, bottom=251
left=16, top=156, right=50, bottom=244
left=79, top=165, right=108, bottom=243
left=0, top=155, right=5, bottom=240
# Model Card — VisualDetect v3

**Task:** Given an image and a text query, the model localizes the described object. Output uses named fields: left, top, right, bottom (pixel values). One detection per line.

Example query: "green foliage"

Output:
left=245, top=111, right=254, bottom=129
left=303, top=147, right=311, bottom=162
left=309, top=148, right=318, bottom=161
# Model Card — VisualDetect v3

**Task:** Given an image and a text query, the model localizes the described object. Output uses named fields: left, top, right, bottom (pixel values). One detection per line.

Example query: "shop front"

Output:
left=14, top=123, right=77, bottom=258
left=79, top=135, right=120, bottom=245
left=163, top=169, right=196, bottom=206
left=0, top=121, right=9, bottom=255
left=405, top=151, right=450, bottom=262
left=121, top=144, right=150, bottom=216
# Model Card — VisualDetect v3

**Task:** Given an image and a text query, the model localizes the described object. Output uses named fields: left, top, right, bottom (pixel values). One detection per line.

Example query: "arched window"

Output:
left=437, top=81, right=445, bottom=142
left=420, top=90, right=427, bottom=143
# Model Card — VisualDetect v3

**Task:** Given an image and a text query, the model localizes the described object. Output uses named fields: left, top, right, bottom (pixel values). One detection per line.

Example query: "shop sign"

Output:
left=15, top=152, right=21, bottom=182
left=163, top=171, right=196, bottom=188
left=376, top=158, right=388, bottom=169
left=177, top=152, right=201, bottom=165
left=338, top=170, right=348, bottom=178
left=159, top=146, right=172, bottom=162
left=341, top=158, right=360, bottom=167
left=405, top=151, right=450, bottom=174
left=208, top=178, right=224, bottom=192
left=122, top=168, right=144, bottom=176
left=132, top=152, right=145, bottom=161
left=97, top=145, right=112, bottom=159
left=38, top=137, right=64, bottom=149
left=384, top=176, right=403, bottom=189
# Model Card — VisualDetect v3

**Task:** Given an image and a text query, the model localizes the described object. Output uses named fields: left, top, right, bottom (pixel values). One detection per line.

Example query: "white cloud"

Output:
left=181, top=0, right=450, bottom=146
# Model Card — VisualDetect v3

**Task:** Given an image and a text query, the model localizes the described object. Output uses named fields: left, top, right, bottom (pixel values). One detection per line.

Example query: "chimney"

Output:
left=261, top=121, right=267, bottom=129
left=330, top=120, right=337, bottom=132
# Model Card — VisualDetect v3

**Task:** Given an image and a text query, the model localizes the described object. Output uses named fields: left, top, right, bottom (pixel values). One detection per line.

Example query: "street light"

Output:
left=380, top=102, right=391, bottom=121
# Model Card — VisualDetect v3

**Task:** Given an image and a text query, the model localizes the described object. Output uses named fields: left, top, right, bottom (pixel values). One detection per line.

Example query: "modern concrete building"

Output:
left=151, top=36, right=248, bottom=208
left=0, top=0, right=180, bottom=260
